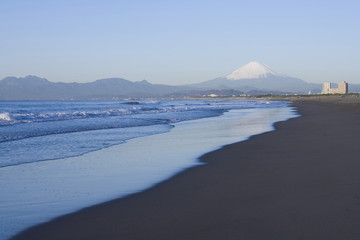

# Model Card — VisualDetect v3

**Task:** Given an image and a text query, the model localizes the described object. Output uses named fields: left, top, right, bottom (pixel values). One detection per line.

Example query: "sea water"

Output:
left=0, top=100, right=298, bottom=239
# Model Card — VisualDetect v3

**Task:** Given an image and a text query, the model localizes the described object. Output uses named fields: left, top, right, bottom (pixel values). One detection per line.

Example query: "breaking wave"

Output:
left=0, top=112, right=12, bottom=124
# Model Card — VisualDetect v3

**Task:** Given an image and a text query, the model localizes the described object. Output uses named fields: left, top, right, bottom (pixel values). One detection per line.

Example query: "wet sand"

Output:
left=12, top=96, right=360, bottom=240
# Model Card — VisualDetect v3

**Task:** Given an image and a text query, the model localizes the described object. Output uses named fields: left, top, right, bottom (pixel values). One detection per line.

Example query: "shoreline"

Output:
left=12, top=96, right=360, bottom=240
left=2, top=103, right=294, bottom=240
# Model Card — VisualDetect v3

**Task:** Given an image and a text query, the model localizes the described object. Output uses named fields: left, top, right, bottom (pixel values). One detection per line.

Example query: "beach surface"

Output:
left=12, top=96, right=360, bottom=240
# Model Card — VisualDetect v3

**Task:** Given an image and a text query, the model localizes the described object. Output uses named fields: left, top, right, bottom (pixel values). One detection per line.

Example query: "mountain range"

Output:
left=1, top=62, right=358, bottom=100
left=189, top=62, right=321, bottom=94
left=0, top=76, right=187, bottom=100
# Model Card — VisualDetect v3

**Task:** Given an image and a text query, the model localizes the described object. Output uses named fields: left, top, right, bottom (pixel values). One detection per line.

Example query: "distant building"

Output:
left=321, top=81, right=348, bottom=94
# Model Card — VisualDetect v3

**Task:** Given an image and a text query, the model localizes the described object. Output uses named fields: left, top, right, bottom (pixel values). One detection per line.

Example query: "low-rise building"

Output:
left=321, top=81, right=348, bottom=94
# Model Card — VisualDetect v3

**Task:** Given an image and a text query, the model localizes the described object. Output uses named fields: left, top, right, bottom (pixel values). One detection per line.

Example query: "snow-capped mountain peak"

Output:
left=225, top=61, right=284, bottom=80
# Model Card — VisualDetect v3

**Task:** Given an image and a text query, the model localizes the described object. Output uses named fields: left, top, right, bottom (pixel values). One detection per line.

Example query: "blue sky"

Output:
left=1, top=0, right=359, bottom=84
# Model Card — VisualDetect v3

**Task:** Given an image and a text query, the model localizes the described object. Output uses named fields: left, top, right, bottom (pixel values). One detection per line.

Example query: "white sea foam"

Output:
left=0, top=112, right=11, bottom=121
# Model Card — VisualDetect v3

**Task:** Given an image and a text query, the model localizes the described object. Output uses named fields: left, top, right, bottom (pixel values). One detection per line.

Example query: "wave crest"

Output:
left=0, top=112, right=11, bottom=121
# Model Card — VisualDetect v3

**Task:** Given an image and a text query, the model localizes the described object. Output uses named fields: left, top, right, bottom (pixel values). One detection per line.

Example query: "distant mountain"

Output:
left=0, top=76, right=187, bottom=100
left=189, top=62, right=322, bottom=94
left=226, top=61, right=285, bottom=80
left=2, top=62, right=358, bottom=100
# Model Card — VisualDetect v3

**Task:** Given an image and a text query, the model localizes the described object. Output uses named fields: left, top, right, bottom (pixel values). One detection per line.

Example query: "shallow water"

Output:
left=0, top=100, right=277, bottom=167
left=0, top=101, right=298, bottom=240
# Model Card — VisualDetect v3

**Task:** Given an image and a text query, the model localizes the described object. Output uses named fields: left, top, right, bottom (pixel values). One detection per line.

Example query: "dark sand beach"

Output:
left=12, top=96, right=360, bottom=240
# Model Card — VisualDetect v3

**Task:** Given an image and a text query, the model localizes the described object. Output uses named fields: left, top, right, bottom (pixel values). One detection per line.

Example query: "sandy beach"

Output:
left=12, top=96, right=360, bottom=240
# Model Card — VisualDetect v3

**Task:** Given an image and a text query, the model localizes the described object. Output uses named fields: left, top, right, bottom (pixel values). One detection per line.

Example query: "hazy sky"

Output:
left=1, top=0, right=359, bottom=85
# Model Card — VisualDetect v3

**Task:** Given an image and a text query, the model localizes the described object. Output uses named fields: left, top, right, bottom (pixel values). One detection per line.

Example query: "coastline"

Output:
left=12, top=96, right=360, bottom=240
left=1, top=103, right=293, bottom=240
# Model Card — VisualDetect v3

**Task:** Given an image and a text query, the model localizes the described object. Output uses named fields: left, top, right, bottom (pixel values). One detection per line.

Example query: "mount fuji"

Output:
left=225, top=61, right=285, bottom=80
left=190, top=61, right=321, bottom=94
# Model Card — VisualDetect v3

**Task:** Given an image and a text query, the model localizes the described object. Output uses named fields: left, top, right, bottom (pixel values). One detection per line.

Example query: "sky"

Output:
left=1, top=0, right=360, bottom=85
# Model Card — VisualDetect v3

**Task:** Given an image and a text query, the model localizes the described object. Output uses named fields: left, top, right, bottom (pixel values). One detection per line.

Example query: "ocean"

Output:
left=0, top=100, right=298, bottom=239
